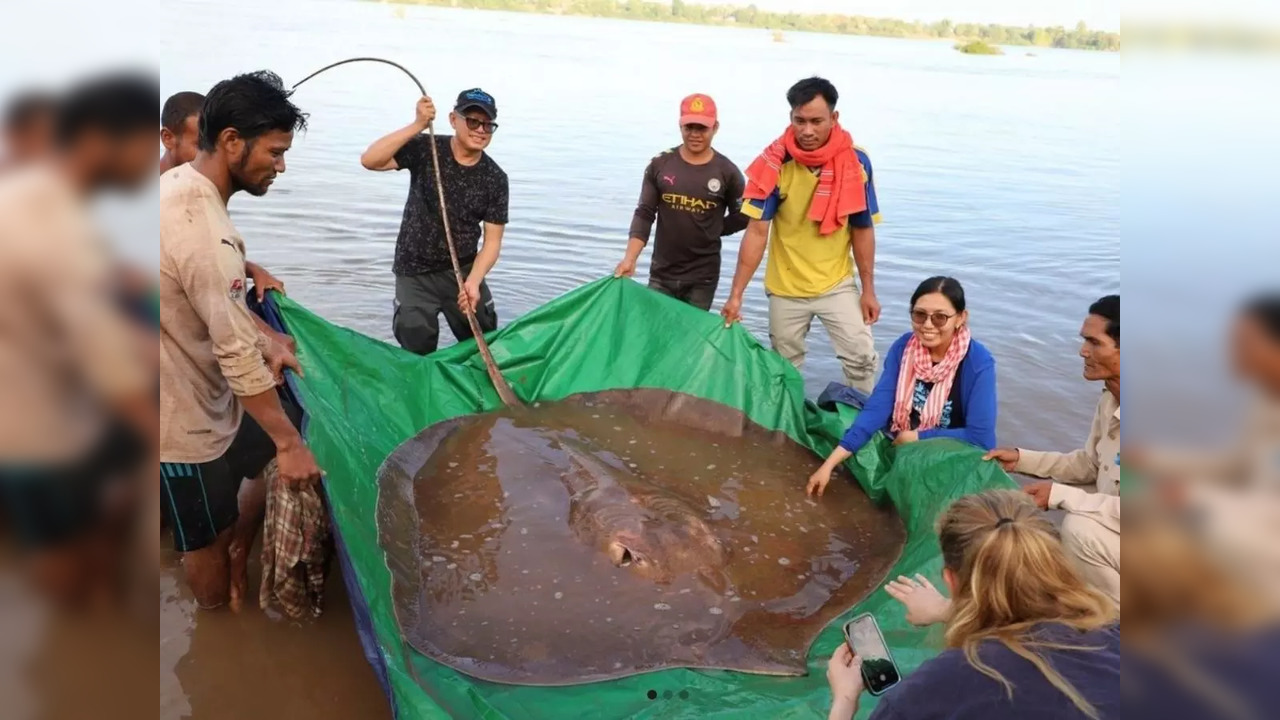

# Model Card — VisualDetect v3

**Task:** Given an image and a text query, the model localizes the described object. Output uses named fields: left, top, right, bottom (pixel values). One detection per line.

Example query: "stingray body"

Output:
left=558, top=437, right=731, bottom=589
left=376, top=389, right=905, bottom=686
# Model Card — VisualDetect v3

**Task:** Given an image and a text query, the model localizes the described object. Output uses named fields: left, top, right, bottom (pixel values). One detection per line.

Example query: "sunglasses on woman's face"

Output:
left=461, top=116, right=499, bottom=134
left=910, top=309, right=956, bottom=328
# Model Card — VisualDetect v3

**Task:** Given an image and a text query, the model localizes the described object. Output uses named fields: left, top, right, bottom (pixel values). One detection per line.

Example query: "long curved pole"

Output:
left=293, top=58, right=522, bottom=407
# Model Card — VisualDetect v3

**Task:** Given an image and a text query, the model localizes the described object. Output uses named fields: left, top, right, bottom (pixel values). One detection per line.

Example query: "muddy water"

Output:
left=0, top=568, right=153, bottom=720
left=380, top=390, right=905, bottom=686
left=1, top=516, right=390, bottom=720
left=158, top=536, right=388, bottom=720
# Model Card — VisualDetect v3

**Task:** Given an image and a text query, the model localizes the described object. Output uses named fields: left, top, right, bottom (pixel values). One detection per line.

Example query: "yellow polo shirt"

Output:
left=741, top=147, right=880, bottom=298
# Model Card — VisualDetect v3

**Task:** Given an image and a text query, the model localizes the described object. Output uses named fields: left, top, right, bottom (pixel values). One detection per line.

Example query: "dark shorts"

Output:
left=393, top=265, right=498, bottom=356
left=0, top=421, right=148, bottom=551
left=160, top=398, right=301, bottom=553
left=649, top=276, right=717, bottom=312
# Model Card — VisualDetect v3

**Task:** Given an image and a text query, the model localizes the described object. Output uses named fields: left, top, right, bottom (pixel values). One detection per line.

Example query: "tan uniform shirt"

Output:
left=0, top=165, right=148, bottom=462
left=1016, top=388, right=1121, bottom=533
left=159, top=164, right=274, bottom=463
left=1143, top=395, right=1279, bottom=490
left=1142, top=395, right=1280, bottom=604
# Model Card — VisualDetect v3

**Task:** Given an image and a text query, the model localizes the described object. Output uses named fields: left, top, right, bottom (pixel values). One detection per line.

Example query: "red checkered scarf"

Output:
left=742, top=122, right=866, bottom=236
left=890, top=325, right=971, bottom=434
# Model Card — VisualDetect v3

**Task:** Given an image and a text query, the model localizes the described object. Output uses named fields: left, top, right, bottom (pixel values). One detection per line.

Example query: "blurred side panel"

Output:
left=1, top=2, right=157, bottom=720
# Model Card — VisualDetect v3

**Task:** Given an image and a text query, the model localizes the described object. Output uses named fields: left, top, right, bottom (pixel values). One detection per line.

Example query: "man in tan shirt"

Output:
left=156, top=90, right=290, bottom=346
left=0, top=73, right=157, bottom=607
left=986, top=295, right=1121, bottom=605
left=159, top=70, right=320, bottom=610
left=1130, top=294, right=1280, bottom=605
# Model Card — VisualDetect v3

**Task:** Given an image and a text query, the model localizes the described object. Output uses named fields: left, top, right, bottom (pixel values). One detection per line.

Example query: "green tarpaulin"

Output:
left=274, top=277, right=1015, bottom=719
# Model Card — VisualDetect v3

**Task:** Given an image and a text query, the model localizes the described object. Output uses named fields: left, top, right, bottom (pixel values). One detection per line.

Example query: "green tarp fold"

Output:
left=276, top=277, right=1014, bottom=719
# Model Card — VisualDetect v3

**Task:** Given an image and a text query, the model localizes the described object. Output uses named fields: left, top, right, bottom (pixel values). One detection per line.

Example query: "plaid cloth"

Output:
left=258, top=459, right=331, bottom=619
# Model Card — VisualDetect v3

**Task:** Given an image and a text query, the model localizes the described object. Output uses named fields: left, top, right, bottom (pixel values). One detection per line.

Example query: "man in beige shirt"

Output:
left=1131, top=294, right=1280, bottom=605
left=0, top=73, right=157, bottom=607
left=159, top=71, right=320, bottom=611
left=986, top=295, right=1121, bottom=605
left=156, top=90, right=290, bottom=344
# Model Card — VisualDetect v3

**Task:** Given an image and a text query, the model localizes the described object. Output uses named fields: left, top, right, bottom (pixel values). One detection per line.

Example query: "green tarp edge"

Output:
left=276, top=277, right=1015, bottom=720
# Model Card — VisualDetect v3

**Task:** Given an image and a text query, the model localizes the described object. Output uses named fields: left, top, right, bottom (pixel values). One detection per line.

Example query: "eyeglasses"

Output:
left=461, top=116, right=499, bottom=134
left=910, top=309, right=957, bottom=328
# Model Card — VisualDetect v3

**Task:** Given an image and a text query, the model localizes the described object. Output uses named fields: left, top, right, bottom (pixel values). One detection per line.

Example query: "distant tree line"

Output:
left=388, top=0, right=1121, bottom=51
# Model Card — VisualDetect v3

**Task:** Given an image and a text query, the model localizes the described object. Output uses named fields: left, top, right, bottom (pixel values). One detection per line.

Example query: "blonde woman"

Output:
left=827, top=490, right=1119, bottom=720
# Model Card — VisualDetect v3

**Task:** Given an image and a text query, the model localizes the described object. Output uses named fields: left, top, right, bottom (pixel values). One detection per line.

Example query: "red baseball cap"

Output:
left=679, top=93, right=717, bottom=126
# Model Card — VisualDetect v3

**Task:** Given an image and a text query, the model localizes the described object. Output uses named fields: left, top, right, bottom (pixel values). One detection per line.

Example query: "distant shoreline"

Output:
left=377, top=0, right=1120, bottom=52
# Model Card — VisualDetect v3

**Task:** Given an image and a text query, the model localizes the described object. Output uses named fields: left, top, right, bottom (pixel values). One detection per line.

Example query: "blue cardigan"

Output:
left=838, top=332, right=998, bottom=453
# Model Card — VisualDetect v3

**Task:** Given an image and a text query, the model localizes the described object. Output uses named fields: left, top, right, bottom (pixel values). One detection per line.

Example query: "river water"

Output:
left=152, top=1, right=1119, bottom=717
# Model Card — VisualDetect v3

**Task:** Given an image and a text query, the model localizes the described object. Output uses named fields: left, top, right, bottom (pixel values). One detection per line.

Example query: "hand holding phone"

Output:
left=842, top=613, right=902, bottom=696
left=827, top=642, right=865, bottom=706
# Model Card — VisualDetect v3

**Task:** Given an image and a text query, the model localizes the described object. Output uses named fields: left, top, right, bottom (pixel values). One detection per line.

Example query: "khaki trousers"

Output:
left=768, top=276, right=878, bottom=394
left=1061, top=512, right=1121, bottom=607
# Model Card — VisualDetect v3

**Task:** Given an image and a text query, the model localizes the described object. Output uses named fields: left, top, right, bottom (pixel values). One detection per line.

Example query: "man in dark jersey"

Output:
left=361, top=89, right=509, bottom=355
left=614, top=93, right=748, bottom=311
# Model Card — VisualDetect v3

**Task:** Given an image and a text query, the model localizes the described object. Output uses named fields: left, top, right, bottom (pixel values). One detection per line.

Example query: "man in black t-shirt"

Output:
left=614, top=93, right=748, bottom=311
left=361, top=88, right=509, bottom=355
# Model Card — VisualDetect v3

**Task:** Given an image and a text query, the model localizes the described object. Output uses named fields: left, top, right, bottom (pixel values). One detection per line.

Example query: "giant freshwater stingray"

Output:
left=376, top=389, right=906, bottom=686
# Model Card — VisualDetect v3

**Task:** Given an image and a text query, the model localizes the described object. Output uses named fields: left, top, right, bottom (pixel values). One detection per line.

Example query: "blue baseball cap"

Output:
left=455, top=88, right=497, bottom=119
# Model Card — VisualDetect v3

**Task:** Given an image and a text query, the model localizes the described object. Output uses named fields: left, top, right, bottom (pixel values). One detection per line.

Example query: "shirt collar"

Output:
left=1102, top=387, right=1121, bottom=425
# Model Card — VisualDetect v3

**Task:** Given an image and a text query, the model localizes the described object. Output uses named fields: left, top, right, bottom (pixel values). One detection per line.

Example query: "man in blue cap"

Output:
left=361, top=88, right=509, bottom=355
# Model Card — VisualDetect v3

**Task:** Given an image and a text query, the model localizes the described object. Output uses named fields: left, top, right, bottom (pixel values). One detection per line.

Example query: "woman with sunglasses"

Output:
left=808, top=276, right=997, bottom=497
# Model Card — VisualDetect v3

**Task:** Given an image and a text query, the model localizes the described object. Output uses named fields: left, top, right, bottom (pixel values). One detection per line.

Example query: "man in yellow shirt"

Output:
left=721, top=77, right=882, bottom=393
